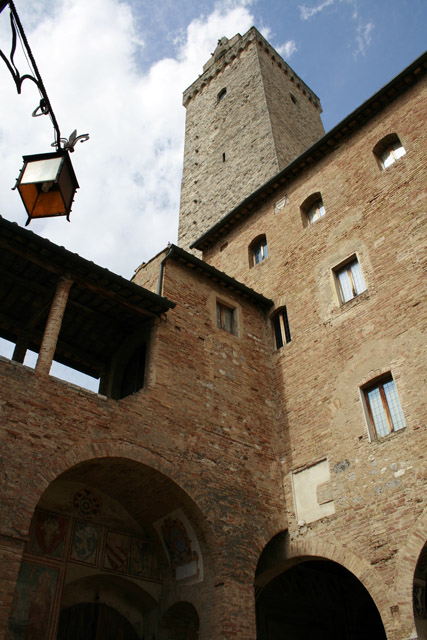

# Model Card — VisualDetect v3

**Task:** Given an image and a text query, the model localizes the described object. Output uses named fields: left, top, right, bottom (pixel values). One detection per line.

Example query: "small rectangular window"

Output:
left=272, top=307, right=291, bottom=349
left=216, top=302, right=236, bottom=334
left=334, top=257, right=366, bottom=304
left=362, top=374, right=406, bottom=439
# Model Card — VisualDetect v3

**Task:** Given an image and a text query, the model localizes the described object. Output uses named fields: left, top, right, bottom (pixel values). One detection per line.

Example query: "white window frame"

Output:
left=361, top=374, right=406, bottom=440
left=334, top=256, right=366, bottom=304
left=374, top=134, right=406, bottom=170
left=307, top=198, right=326, bottom=224
left=380, top=141, right=406, bottom=169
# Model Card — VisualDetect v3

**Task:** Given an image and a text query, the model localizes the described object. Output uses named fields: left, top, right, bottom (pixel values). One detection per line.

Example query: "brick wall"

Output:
left=202, top=76, right=427, bottom=639
left=0, top=257, right=284, bottom=639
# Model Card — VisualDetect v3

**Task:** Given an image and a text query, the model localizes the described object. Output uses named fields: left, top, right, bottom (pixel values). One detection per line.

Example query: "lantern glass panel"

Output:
left=20, top=157, right=63, bottom=184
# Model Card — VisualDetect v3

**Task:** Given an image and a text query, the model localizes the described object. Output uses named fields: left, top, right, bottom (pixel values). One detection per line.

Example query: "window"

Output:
left=374, top=134, right=406, bottom=170
left=334, top=256, right=366, bottom=303
left=216, top=302, right=236, bottom=334
left=362, top=374, right=406, bottom=439
left=272, top=307, right=291, bottom=349
left=217, top=87, right=227, bottom=103
left=307, top=199, right=325, bottom=224
left=120, top=343, right=146, bottom=398
left=249, top=235, right=268, bottom=267
left=301, top=193, right=326, bottom=226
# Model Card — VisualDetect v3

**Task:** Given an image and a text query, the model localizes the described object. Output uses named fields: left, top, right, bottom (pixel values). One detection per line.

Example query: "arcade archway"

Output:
left=414, top=541, right=427, bottom=639
left=6, top=457, right=205, bottom=640
left=255, top=533, right=386, bottom=640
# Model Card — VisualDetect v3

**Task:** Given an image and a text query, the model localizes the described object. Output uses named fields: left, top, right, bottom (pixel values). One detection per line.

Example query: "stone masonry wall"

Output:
left=178, top=28, right=324, bottom=251
left=201, top=78, right=427, bottom=639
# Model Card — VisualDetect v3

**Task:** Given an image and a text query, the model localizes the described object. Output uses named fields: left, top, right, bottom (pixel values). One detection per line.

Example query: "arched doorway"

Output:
left=414, top=541, right=427, bottom=639
left=256, top=559, right=387, bottom=639
left=255, top=533, right=386, bottom=640
left=57, top=601, right=139, bottom=640
left=6, top=457, right=206, bottom=640
left=162, top=601, right=199, bottom=639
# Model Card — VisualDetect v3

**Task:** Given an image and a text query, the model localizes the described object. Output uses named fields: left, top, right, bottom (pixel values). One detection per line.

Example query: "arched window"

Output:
left=301, top=192, right=326, bottom=226
left=373, top=133, right=406, bottom=170
left=217, top=87, right=227, bottom=103
left=249, top=234, right=268, bottom=267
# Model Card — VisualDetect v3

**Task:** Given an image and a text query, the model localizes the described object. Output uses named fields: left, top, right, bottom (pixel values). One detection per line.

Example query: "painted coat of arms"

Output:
left=161, top=517, right=199, bottom=581
left=103, top=531, right=130, bottom=573
left=30, top=510, right=68, bottom=559
left=70, top=521, right=99, bottom=565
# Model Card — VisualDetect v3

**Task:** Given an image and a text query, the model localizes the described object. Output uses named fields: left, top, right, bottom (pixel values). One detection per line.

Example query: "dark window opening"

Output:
left=272, top=307, right=291, bottom=349
left=222, top=152, right=226, bottom=162
left=217, top=87, right=227, bottom=102
left=120, top=343, right=146, bottom=398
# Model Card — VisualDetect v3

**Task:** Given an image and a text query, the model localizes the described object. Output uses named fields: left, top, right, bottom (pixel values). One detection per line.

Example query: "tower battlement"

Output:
left=178, top=27, right=325, bottom=251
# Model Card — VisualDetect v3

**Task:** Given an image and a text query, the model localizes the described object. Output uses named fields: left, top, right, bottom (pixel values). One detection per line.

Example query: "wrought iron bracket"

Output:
left=0, top=1, right=89, bottom=151
left=51, top=129, right=90, bottom=153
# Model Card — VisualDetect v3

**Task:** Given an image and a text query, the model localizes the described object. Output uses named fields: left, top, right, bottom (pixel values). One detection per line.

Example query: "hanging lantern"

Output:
left=14, top=150, right=79, bottom=226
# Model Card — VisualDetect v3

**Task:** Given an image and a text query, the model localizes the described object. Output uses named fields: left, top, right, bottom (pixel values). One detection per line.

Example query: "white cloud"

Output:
left=297, top=0, right=374, bottom=58
left=276, top=40, right=297, bottom=59
left=299, top=0, right=334, bottom=21
left=0, top=0, right=253, bottom=277
left=354, top=20, right=374, bottom=58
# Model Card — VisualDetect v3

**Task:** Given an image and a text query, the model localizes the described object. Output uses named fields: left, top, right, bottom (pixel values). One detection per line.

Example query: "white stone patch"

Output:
left=291, top=459, right=335, bottom=524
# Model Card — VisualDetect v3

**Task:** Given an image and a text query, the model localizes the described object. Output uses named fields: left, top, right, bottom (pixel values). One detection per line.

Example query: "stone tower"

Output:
left=178, top=27, right=325, bottom=250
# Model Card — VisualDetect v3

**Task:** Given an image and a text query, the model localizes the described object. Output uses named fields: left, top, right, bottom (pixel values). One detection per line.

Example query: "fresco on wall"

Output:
left=73, top=488, right=100, bottom=517
left=70, top=521, right=100, bottom=566
left=129, top=537, right=160, bottom=580
left=30, top=510, right=68, bottom=559
left=103, top=530, right=130, bottom=573
left=161, top=516, right=200, bottom=582
left=6, top=561, right=58, bottom=640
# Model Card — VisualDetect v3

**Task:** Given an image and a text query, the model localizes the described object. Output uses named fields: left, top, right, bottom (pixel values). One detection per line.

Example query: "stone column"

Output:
left=12, top=337, right=28, bottom=363
left=36, top=276, right=73, bottom=375
left=202, top=578, right=257, bottom=639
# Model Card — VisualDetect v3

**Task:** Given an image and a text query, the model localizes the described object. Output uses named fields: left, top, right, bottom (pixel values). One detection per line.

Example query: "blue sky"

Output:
left=133, top=0, right=427, bottom=131
left=0, top=0, right=425, bottom=383
left=0, top=0, right=425, bottom=277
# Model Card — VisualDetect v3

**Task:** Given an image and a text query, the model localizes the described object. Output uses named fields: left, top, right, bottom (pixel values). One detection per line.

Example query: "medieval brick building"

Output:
left=0, top=27, right=426, bottom=640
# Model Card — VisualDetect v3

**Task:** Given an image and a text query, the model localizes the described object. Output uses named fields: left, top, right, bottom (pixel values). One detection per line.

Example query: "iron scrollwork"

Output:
left=0, top=1, right=89, bottom=151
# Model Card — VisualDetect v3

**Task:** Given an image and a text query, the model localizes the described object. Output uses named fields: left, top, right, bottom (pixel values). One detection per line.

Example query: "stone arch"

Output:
left=13, top=438, right=213, bottom=543
left=7, top=451, right=213, bottom=640
left=57, top=574, right=156, bottom=639
left=394, top=506, right=427, bottom=635
left=254, top=530, right=393, bottom=634
left=161, top=601, right=200, bottom=639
